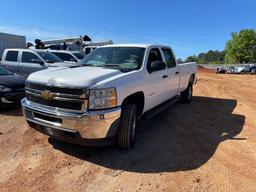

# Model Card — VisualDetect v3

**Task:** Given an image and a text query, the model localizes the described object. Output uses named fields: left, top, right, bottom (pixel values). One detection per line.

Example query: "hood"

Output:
left=235, top=67, right=244, bottom=70
left=27, top=66, right=122, bottom=87
left=48, top=62, right=80, bottom=68
left=0, top=74, right=25, bottom=88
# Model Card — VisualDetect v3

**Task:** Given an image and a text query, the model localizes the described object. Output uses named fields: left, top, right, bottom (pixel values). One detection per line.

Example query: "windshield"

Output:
left=73, top=53, right=85, bottom=60
left=0, top=66, right=11, bottom=75
left=81, top=47, right=145, bottom=72
left=36, top=51, right=63, bottom=63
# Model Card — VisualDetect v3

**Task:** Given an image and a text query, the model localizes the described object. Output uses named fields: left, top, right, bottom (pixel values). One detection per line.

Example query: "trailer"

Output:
left=0, top=32, right=26, bottom=59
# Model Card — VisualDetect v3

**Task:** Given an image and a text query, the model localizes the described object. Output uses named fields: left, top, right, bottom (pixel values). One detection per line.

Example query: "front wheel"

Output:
left=117, top=104, right=137, bottom=149
left=180, top=83, right=193, bottom=103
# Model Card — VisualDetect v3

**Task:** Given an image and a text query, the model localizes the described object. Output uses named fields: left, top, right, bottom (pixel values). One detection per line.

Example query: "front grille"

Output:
left=25, top=81, right=87, bottom=111
left=27, top=94, right=82, bottom=111
left=26, top=82, right=84, bottom=95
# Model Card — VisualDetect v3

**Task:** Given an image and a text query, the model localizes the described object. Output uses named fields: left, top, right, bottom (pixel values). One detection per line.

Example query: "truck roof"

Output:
left=47, top=50, right=83, bottom=54
left=4, top=48, right=29, bottom=51
left=4, top=48, right=48, bottom=52
left=4, top=48, right=55, bottom=53
left=102, top=44, right=170, bottom=49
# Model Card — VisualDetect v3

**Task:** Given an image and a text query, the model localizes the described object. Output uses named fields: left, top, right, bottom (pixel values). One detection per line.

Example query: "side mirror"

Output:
left=31, top=58, right=44, bottom=65
left=148, top=61, right=166, bottom=73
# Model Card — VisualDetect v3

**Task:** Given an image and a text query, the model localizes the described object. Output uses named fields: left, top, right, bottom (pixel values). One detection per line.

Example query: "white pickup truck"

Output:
left=22, top=44, right=197, bottom=149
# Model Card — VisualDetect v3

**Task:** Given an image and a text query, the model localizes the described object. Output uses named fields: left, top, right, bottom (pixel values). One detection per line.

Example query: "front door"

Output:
left=144, top=47, right=169, bottom=111
left=20, top=51, right=46, bottom=77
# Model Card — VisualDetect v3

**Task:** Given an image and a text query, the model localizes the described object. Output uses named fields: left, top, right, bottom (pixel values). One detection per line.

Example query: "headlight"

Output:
left=89, top=88, right=117, bottom=110
left=0, top=85, right=11, bottom=92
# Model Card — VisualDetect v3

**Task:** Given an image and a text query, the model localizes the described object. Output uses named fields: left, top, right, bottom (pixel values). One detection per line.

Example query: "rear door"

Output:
left=161, top=47, right=180, bottom=98
left=3, top=50, right=19, bottom=73
left=20, top=51, right=46, bottom=77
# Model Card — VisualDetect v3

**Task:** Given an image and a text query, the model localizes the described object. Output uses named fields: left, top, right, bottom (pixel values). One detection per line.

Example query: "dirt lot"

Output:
left=0, top=71, right=256, bottom=192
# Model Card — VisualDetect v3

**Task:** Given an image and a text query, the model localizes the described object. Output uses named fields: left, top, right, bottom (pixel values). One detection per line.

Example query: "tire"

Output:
left=117, top=104, right=137, bottom=149
left=180, top=83, right=193, bottom=103
left=241, top=71, right=245, bottom=75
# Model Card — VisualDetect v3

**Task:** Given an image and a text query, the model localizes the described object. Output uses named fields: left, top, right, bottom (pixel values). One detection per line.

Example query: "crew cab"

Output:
left=1, top=49, right=78, bottom=78
left=21, top=44, right=197, bottom=149
left=48, top=50, right=85, bottom=63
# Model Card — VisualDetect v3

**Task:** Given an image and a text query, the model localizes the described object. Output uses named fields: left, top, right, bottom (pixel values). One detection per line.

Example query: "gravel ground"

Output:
left=0, top=71, right=256, bottom=192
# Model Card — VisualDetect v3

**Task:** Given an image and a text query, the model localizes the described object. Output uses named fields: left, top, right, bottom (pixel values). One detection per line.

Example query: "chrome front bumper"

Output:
left=21, top=98, right=121, bottom=141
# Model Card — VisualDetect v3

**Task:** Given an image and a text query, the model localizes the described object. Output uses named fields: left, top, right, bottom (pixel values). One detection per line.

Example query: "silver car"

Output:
left=1, top=49, right=78, bottom=78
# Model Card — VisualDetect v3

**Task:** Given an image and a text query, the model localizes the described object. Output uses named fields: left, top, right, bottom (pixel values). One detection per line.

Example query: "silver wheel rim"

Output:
left=131, top=115, right=136, bottom=140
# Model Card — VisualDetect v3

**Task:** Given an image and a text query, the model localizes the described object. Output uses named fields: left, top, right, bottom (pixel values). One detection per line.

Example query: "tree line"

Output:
left=179, top=29, right=256, bottom=64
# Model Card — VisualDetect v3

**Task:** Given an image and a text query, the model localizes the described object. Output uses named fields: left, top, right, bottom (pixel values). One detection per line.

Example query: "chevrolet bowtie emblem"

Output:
left=41, top=90, right=54, bottom=100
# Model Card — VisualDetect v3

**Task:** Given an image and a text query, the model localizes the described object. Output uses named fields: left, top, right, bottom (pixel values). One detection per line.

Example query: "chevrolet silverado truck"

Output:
left=22, top=44, right=197, bottom=149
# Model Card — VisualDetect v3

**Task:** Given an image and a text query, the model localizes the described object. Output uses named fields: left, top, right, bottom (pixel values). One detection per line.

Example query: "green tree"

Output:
left=225, top=29, right=256, bottom=63
left=185, top=50, right=225, bottom=64
left=185, top=55, right=198, bottom=62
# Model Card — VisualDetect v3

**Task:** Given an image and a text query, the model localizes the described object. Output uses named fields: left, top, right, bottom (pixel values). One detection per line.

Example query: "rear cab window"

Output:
left=52, top=52, right=77, bottom=62
left=162, top=48, right=176, bottom=68
left=6, top=51, right=18, bottom=62
left=73, top=53, right=85, bottom=60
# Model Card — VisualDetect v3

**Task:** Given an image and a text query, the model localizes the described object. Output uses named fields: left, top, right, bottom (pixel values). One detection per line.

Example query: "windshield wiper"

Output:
left=46, top=60, right=55, bottom=63
left=82, top=64, right=95, bottom=66
left=82, top=64, right=106, bottom=67
left=104, top=64, right=120, bottom=67
left=119, top=68, right=134, bottom=72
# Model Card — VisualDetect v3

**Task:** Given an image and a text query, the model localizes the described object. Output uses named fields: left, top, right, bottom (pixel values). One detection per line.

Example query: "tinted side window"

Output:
left=162, top=48, right=176, bottom=68
left=6, top=51, right=18, bottom=62
left=148, top=48, right=163, bottom=65
left=53, top=52, right=76, bottom=62
left=22, top=52, right=40, bottom=63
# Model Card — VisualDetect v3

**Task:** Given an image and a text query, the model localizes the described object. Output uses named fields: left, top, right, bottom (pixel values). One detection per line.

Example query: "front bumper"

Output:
left=0, top=92, right=25, bottom=104
left=21, top=98, right=121, bottom=146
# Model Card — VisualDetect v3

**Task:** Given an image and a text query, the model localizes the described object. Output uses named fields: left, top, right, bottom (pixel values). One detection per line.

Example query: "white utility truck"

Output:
left=22, top=44, right=197, bottom=149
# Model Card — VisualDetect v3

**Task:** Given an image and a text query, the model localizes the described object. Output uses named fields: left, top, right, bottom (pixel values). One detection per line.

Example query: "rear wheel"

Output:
left=241, top=71, right=245, bottom=75
left=117, top=104, right=137, bottom=149
left=180, top=83, right=193, bottom=103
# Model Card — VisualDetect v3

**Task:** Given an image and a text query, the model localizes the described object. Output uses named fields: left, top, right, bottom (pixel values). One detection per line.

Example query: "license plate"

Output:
left=46, top=127, right=54, bottom=135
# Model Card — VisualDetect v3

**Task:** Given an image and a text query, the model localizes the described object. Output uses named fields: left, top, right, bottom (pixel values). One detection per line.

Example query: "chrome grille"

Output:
left=25, top=82, right=84, bottom=96
left=25, top=81, right=87, bottom=111
left=26, top=94, right=82, bottom=111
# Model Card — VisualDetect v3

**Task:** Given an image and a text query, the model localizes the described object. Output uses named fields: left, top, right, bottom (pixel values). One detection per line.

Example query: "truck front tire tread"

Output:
left=117, top=104, right=137, bottom=149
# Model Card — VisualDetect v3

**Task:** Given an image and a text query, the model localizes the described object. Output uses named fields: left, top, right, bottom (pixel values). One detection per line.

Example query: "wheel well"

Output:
left=189, top=74, right=196, bottom=84
left=122, top=92, right=145, bottom=115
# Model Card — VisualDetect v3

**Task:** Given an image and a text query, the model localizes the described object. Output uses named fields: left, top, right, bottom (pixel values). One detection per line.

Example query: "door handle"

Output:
left=175, top=71, right=179, bottom=75
left=162, top=75, right=168, bottom=78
